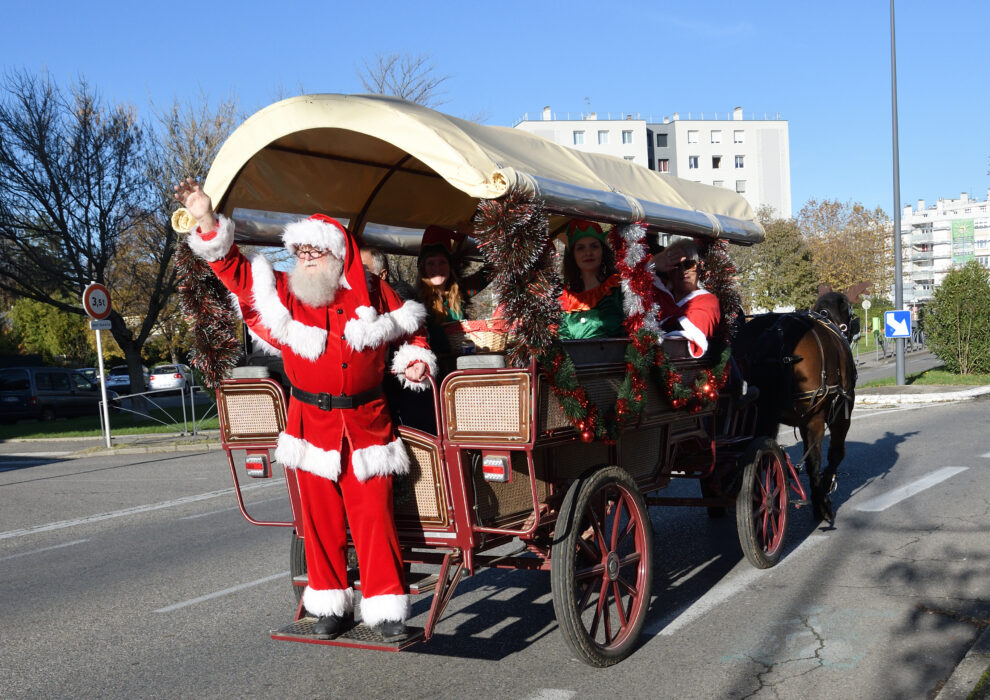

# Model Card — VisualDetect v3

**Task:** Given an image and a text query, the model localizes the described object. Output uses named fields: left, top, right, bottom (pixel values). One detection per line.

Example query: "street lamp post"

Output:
left=891, top=0, right=906, bottom=385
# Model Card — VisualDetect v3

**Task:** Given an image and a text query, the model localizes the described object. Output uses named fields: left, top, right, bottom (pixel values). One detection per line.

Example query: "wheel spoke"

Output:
left=584, top=503, right=608, bottom=556
left=609, top=495, right=626, bottom=551
left=589, top=578, right=609, bottom=639
left=601, top=579, right=613, bottom=643
left=575, top=561, right=607, bottom=581
left=615, top=574, right=639, bottom=597
left=577, top=579, right=595, bottom=612
left=611, top=581, right=628, bottom=628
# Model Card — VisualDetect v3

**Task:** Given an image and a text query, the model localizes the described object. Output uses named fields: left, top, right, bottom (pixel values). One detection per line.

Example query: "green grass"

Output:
left=0, top=408, right=220, bottom=440
left=860, top=365, right=990, bottom=388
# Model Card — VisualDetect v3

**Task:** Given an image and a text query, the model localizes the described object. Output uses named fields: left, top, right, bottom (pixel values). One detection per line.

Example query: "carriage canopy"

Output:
left=203, top=93, right=764, bottom=250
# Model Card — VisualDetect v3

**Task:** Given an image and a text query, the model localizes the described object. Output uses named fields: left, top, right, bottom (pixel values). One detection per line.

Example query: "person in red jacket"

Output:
left=173, top=179, right=436, bottom=641
left=652, top=238, right=720, bottom=358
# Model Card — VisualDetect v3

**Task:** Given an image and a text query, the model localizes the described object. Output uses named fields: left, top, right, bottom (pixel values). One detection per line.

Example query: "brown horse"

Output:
left=733, top=292, right=857, bottom=522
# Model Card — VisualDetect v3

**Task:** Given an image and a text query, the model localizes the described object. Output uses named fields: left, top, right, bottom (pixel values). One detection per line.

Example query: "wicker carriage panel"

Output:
left=469, top=450, right=547, bottom=527
left=224, top=393, right=282, bottom=437
left=444, top=373, right=530, bottom=442
left=545, top=440, right=611, bottom=481
left=618, top=427, right=666, bottom=481
left=393, top=436, right=447, bottom=526
left=539, top=382, right=571, bottom=431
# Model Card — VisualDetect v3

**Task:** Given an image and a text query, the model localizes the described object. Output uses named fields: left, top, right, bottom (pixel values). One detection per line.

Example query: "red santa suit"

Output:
left=188, top=214, right=436, bottom=628
left=654, top=275, right=720, bottom=358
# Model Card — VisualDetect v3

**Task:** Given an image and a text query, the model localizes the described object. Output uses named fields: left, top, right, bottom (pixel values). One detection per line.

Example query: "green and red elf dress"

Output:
left=559, top=274, right=626, bottom=339
left=187, top=213, right=436, bottom=630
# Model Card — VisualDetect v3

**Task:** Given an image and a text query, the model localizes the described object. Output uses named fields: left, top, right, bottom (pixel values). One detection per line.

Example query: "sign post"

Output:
left=82, top=282, right=113, bottom=448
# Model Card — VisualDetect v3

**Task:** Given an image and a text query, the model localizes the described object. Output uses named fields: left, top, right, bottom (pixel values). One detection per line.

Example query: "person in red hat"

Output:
left=652, top=238, right=720, bottom=358
left=558, top=219, right=625, bottom=339
left=173, top=178, right=436, bottom=641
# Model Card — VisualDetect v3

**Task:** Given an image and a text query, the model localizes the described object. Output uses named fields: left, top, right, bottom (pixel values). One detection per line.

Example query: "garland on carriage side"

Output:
left=701, top=239, right=743, bottom=342
left=175, top=239, right=242, bottom=389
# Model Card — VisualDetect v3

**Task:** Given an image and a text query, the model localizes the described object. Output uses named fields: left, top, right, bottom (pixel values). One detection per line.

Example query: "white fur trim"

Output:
left=282, top=217, right=347, bottom=260
left=229, top=292, right=282, bottom=357
left=274, top=432, right=342, bottom=481
left=675, top=316, right=708, bottom=357
left=351, top=437, right=410, bottom=482
left=360, top=593, right=410, bottom=626
left=390, top=343, right=438, bottom=392
left=187, top=214, right=235, bottom=262
left=249, top=254, right=327, bottom=360
left=677, top=288, right=712, bottom=306
left=302, top=586, right=354, bottom=617
left=343, top=300, right=427, bottom=351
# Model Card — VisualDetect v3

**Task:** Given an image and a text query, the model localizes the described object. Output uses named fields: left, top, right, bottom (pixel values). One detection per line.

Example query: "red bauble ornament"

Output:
left=581, top=430, right=594, bottom=443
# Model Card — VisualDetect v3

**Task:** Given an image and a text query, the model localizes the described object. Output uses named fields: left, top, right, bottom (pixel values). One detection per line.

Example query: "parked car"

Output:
left=0, top=366, right=119, bottom=422
left=149, top=364, right=194, bottom=392
left=77, top=367, right=100, bottom=385
left=105, top=364, right=149, bottom=393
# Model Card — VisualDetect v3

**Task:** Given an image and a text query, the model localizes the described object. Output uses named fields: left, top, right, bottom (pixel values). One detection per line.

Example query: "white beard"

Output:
left=289, top=255, right=345, bottom=307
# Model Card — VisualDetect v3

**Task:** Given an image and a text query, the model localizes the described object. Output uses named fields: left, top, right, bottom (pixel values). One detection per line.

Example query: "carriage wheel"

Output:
left=290, top=532, right=306, bottom=604
left=551, top=466, right=653, bottom=667
left=735, top=437, right=789, bottom=569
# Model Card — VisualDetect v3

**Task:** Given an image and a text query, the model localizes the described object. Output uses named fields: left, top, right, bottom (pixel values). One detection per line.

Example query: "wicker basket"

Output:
left=443, top=319, right=509, bottom=354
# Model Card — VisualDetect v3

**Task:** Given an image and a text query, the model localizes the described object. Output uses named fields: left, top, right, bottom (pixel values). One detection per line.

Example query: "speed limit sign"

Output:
left=82, top=282, right=112, bottom=320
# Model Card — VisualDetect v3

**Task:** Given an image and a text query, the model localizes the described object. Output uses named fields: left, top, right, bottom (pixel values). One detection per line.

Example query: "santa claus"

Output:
left=173, top=178, right=436, bottom=641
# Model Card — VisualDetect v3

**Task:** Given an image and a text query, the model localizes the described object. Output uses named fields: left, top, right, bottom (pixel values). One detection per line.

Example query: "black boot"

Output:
left=374, top=619, right=408, bottom=642
left=312, top=612, right=353, bottom=638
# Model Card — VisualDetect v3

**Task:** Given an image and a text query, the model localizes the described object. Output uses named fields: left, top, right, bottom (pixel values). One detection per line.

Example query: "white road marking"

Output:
left=154, top=572, right=288, bottom=613
left=0, top=480, right=284, bottom=541
left=0, top=451, right=71, bottom=457
left=650, top=534, right=828, bottom=637
left=854, top=466, right=969, bottom=512
left=981, top=452, right=990, bottom=459
left=178, top=495, right=285, bottom=520
left=0, top=538, right=90, bottom=562
left=521, top=691, right=577, bottom=700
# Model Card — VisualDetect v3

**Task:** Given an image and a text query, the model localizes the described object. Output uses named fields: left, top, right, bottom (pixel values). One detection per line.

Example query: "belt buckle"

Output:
left=317, top=393, right=332, bottom=411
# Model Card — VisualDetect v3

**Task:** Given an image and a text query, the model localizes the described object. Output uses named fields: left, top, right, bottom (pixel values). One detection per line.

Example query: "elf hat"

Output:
left=419, top=225, right=466, bottom=261
left=565, top=219, right=606, bottom=249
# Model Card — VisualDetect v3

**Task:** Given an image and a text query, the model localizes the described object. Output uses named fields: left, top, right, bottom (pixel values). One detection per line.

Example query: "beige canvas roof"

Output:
left=204, top=93, right=763, bottom=246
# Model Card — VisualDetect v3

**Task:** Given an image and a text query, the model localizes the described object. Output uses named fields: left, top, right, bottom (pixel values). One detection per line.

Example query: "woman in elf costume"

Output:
left=558, top=219, right=625, bottom=340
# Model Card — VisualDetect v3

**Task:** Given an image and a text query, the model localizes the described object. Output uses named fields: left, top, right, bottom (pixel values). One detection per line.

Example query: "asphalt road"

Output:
left=1, top=396, right=988, bottom=699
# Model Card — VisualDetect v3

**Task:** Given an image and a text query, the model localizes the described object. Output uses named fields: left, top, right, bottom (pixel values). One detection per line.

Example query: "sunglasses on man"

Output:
left=674, top=259, right=698, bottom=272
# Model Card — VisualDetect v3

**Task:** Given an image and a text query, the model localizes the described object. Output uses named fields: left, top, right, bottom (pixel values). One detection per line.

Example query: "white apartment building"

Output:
left=899, top=189, right=990, bottom=304
left=514, top=106, right=791, bottom=217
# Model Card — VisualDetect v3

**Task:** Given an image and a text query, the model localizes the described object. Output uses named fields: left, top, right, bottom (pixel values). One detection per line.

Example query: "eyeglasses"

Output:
left=296, top=248, right=329, bottom=260
left=674, top=259, right=698, bottom=272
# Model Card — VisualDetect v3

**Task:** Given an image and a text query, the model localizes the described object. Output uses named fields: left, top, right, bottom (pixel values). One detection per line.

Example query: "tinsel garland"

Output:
left=174, top=239, right=242, bottom=388
left=473, top=187, right=736, bottom=443
left=701, top=239, right=743, bottom=342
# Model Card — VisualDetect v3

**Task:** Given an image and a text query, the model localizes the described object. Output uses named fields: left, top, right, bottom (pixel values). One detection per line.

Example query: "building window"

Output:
left=623, top=155, right=635, bottom=161
left=735, top=180, right=746, bottom=193
left=712, top=156, right=722, bottom=169
left=656, top=133, right=668, bottom=147
left=733, top=130, right=744, bottom=143
left=598, top=130, right=609, bottom=145
left=734, top=155, right=745, bottom=168
left=622, top=130, right=633, bottom=144
left=687, top=130, right=699, bottom=144
left=711, top=130, right=721, bottom=144
left=713, top=180, right=724, bottom=187
left=573, top=130, right=584, bottom=145
left=688, top=156, right=699, bottom=169
left=657, top=159, right=669, bottom=172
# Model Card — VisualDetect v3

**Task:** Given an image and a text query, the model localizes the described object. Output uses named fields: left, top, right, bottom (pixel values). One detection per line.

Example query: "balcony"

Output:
left=909, top=249, right=934, bottom=262
left=910, top=230, right=934, bottom=244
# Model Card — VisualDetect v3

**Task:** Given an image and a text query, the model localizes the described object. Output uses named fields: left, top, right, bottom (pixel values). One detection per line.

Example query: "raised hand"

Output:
left=173, top=178, right=217, bottom=232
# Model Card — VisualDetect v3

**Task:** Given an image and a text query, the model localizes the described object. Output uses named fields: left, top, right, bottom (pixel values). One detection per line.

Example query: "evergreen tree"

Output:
left=925, top=261, right=990, bottom=374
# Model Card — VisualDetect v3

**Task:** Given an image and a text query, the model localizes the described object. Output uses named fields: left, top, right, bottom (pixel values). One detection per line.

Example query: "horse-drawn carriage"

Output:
left=195, top=94, right=818, bottom=667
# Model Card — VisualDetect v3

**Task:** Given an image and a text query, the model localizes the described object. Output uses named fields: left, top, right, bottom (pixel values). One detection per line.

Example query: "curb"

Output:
left=938, top=624, right=990, bottom=699
left=857, top=386, right=990, bottom=405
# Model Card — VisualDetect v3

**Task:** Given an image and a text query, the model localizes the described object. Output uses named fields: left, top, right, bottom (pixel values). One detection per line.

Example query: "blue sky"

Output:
left=4, top=0, right=987, bottom=217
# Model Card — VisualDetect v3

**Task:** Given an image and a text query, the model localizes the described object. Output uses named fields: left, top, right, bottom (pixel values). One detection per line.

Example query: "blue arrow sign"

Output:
left=885, top=310, right=911, bottom=338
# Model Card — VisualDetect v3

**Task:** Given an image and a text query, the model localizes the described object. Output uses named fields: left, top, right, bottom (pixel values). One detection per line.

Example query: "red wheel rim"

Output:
left=572, top=483, right=649, bottom=650
left=752, top=452, right=787, bottom=555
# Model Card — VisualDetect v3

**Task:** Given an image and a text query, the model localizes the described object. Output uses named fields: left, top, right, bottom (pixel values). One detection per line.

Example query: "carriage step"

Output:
left=272, top=617, right=424, bottom=651
left=790, top=498, right=809, bottom=508
left=294, top=572, right=439, bottom=596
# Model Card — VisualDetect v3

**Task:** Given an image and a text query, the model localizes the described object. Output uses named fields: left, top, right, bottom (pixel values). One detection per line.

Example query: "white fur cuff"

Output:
left=187, top=214, right=235, bottom=262
left=390, top=343, right=438, bottom=392
left=360, top=593, right=410, bottom=626
left=303, top=586, right=354, bottom=617
left=344, top=300, right=427, bottom=352
left=351, top=438, right=410, bottom=482
left=275, top=432, right=342, bottom=481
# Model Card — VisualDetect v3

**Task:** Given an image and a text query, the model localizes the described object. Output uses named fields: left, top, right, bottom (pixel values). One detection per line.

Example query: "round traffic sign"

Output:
left=861, top=299, right=872, bottom=311
left=82, top=283, right=111, bottom=320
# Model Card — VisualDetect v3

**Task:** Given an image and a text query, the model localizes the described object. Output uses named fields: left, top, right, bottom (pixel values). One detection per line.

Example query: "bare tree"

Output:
left=0, top=71, right=149, bottom=386
left=358, top=52, right=450, bottom=107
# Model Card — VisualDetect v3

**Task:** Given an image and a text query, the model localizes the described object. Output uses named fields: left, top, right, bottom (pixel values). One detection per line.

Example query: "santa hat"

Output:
left=419, top=225, right=466, bottom=261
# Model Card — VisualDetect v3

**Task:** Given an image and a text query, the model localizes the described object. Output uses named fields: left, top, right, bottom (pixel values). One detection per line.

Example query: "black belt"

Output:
left=290, top=385, right=383, bottom=411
